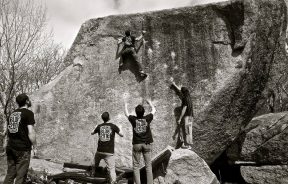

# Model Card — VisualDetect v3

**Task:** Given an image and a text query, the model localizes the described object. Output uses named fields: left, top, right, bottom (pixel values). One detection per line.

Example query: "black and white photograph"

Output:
left=0, top=0, right=288, bottom=183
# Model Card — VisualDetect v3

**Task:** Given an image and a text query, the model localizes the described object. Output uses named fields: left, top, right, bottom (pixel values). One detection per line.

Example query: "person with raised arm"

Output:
left=123, top=94, right=156, bottom=184
left=117, top=30, right=148, bottom=79
left=170, top=78, right=194, bottom=149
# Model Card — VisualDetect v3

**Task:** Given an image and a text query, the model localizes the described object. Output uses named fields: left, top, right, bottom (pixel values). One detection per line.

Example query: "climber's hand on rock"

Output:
left=142, top=30, right=146, bottom=35
left=117, top=38, right=122, bottom=44
left=123, top=92, right=129, bottom=102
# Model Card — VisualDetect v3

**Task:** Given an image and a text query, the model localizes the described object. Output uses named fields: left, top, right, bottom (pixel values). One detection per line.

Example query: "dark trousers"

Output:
left=4, top=147, right=31, bottom=184
left=121, top=47, right=143, bottom=72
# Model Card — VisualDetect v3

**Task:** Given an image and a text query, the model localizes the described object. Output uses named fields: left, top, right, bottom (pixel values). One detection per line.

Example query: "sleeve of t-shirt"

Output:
left=146, top=114, right=154, bottom=124
left=27, top=111, right=36, bottom=125
left=113, top=124, right=120, bottom=134
left=182, top=98, right=188, bottom=107
left=128, top=115, right=134, bottom=123
left=94, top=125, right=100, bottom=134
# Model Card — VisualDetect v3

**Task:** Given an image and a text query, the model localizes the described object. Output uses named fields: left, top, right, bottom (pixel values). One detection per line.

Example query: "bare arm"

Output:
left=117, top=132, right=124, bottom=137
left=178, top=106, right=187, bottom=124
left=124, top=102, right=130, bottom=118
left=135, top=31, right=146, bottom=41
left=171, top=81, right=181, bottom=92
left=146, top=99, right=156, bottom=115
left=28, top=125, right=36, bottom=146
left=117, top=38, right=123, bottom=45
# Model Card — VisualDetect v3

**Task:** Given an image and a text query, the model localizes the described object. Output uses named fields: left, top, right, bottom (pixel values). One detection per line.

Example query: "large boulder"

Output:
left=241, top=165, right=288, bottom=184
left=31, top=0, right=287, bottom=166
left=159, top=149, right=219, bottom=184
left=227, top=112, right=288, bottom=164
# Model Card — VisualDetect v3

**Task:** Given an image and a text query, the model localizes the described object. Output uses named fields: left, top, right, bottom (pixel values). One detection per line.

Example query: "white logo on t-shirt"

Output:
left=8, top=112, right=21, bottom=133
left=100, top=126, right=112, bottom=142
left=134, top=119, right=147, bottom=134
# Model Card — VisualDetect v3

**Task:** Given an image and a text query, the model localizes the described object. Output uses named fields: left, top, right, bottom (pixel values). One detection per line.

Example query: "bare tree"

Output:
left=0, top=0, right=47, bottom=118
left=0, top=0, right=66, bottom=152
left=16, top=42, right=66, bottom=93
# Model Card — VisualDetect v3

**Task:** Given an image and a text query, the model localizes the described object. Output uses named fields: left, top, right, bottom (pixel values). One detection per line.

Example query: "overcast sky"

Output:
left=44, top=0, right=228, bottom=49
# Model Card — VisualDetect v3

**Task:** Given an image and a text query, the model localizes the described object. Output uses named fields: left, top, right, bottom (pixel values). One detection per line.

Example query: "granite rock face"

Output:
left=162, top=149, right=219, bottom=184
left=31, top=0, right=287, bottom=166
left=227, top=112, right=288, bottom=165
left=241, top=165, right=288, bottom=184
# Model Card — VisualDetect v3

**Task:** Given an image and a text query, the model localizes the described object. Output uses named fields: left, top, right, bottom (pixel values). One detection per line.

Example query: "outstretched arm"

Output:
left=135, top=31, right=146, bottom=41
left=124, top=102, right=130, bottom=118
left=91, top=125, right=98, bottom=135
left=146, top=99, right=156, bottom=115
left=117, top=38, right=123, bottom=45
left=171, top=82, right=181, bottom=92
left=117, top=132, right=124, bottom=137
left=170, top=77, right=181, bottom=92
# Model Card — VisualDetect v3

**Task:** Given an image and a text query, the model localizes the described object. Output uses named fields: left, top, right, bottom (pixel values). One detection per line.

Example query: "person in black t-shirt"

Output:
left=123, top=96, right=156, bottom=184
left=4, top=93, right=37, bottom=184
left=117, top=30, right=148, bottom=79
left=170, top=78, right=194, bottom=149
left=91, top=112, right=123, bottom=184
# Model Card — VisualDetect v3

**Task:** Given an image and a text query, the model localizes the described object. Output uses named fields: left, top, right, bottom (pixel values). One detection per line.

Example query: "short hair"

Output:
left=125, top=30, right=131, bottom=36
left=16, top=93, right=29, bottom=107
left=101, top=112, right=110, bottom=122
left=135, top=105, right=145, bottom=117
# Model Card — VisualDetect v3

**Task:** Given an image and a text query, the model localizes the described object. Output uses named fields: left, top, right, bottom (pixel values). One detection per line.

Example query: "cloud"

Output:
left=45, top=0, right=228, bottom=48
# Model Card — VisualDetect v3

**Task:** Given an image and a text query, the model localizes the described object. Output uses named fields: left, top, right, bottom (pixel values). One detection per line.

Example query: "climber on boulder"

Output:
left=170, top=78, right=194, bottom=149
left=117, top=30, right=148, bottom=79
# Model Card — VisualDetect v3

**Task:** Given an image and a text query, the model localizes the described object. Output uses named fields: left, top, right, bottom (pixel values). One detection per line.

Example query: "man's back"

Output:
left=128, top=114, right=154, bottom=144
left=94, top=122, right=120, bottom=154
left=7, top=108, right=35, bottom=151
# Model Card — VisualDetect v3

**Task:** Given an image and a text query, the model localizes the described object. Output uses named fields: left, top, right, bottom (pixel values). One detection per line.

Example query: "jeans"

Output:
left=4, top=147, right=31, bottom=184
left=133, top=143, right=153, bottom=184
left=94, top=152, right=116, bottom=184
left=179, top=116, right=193, bottom=146
left=183, top=116, right=193, bottom=145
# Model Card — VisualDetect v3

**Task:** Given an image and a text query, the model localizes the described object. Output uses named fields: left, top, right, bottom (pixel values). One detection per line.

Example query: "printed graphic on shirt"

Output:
left=8, top=112, right=21, bottom=133
left=134, top=119, right=147, bottom=134
left=99, top=126, right=112, bottom=142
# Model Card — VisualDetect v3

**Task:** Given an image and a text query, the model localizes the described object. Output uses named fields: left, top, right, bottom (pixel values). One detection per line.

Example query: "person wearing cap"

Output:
left=4, top=93, right=37, bottom=184
left=123, top=96, right=156, bottom=184
left=117, top=30, right=148, bottom=79
left=170, top=78, right=194, bottom=149
left=91, top=112, right=123, bottom=184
